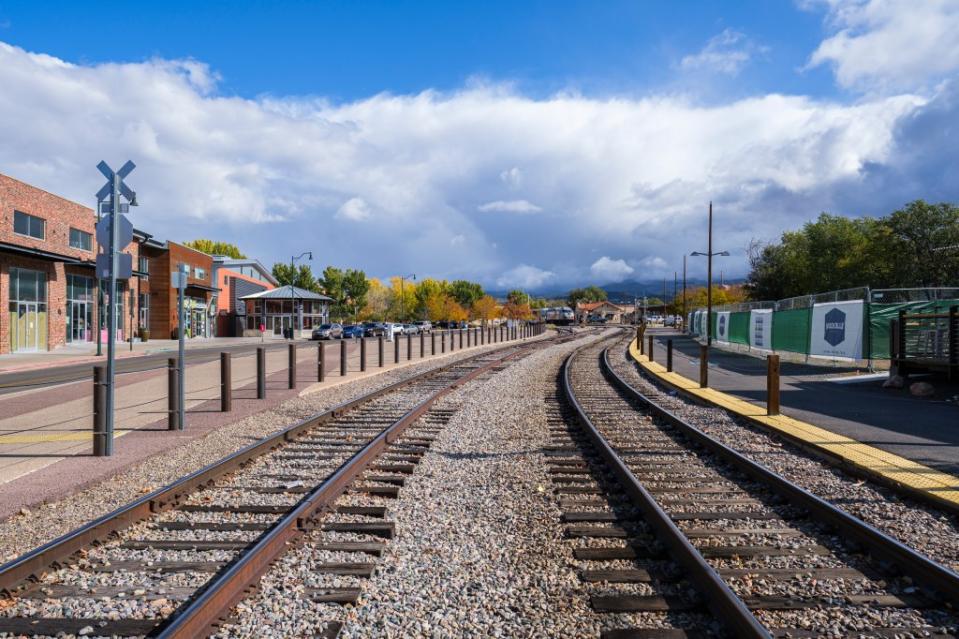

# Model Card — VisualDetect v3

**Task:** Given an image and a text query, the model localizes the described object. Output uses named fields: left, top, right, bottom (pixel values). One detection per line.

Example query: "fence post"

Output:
left=450, top=329, right=456, bottom=352
left=407, top=332, right=412, bottom=360
left=767, top=354, right=780, bottom=416
left=167, top=358, right=178, bottom=430
left=361, top=336, right=367, bottom=372
left=395, top=335, right=400, bottom=363
left=459, top=329, right=464, bottom=349
left=257, top=347, right=266, bottom=399
left=648, top=335, right=654, bottom=362
left=340, top=339, right=347, bottom=376
left=699, top=345, right=708, bottom=388
left=378, top=335, right=384, bottom=367
left=442, top=331, right=446, bottom=353
left=889, top=318, right=899, bottom=376
left=420, top=331, right=425, bottom=358
left=288, top=344, right=296, bottom=389
left=220, top=352, right=231, bottom=412
left=318, top=343, right=325, bottom=382
left=431, top=331, right=436, bottom=355
left=467, top=328, right=471, bottom=348
left=667, top=339, right=673, bottom=372
left=93, top=366, right=107, bottom=456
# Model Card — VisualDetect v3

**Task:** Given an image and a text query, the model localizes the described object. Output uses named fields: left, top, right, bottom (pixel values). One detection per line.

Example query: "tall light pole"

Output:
left=691, top=202, right=729, bottom=346
left=682, top=255, right=687, bottom=331
left=399, top=273, right=416, bottom=321
left=289, top=251, right=312, bottom=339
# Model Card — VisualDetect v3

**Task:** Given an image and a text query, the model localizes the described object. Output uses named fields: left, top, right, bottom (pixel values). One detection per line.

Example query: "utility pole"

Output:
left=690, top=202, right=729, bottom=347
left=176, top=264, right=187, bottom=429
left=682, top=255, right=687, bottom=330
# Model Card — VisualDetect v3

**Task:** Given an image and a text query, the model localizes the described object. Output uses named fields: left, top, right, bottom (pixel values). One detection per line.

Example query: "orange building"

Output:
left=211, top=257, right=277, bottom=336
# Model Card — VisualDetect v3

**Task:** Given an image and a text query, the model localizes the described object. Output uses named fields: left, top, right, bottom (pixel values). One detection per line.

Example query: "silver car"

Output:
left=312, top=323, right=343, bottom=340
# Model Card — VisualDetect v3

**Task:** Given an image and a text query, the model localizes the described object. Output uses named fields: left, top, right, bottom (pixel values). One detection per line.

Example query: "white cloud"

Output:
left=590, top=257, right=634, bottom=282
left=336, top=197, right=372, bottom=221
left=680, top=29, right=766, bottom=75
left=477, top=199, right=542, bottom=213
left=807, top=0, right=959, bottom=92
left=496, top=264, right=555, bottom=289
left=450, top=234, right=465, bottom=245
left=0, top=39, right=942, bottom=288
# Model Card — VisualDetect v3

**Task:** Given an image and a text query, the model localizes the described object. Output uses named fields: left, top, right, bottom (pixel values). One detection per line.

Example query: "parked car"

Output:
left=363, top=322, right=386, bottom=337
left=312, top=323, right=343, bottom=340
left=414, top=320, right=433, bottom=333
left=387, top=322, right=405, bottom=336
left=342, top=324, right=365, bottom=338
left=400, top=323, right=416, bottom=334
left=586, top=315, right=608, bottom=324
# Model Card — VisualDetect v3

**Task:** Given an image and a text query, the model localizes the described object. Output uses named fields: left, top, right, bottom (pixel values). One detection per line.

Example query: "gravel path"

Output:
left=0, top=337, right=544, bottom=563
left=608, top=335, right=959, bottom=572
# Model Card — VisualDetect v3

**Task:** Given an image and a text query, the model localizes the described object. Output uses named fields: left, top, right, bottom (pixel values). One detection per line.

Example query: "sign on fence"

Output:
left=715, top=312, right=731, bottom=343
left=810, top=300, right=864, bottom=359
left=749, top=309, right=773, bottom=350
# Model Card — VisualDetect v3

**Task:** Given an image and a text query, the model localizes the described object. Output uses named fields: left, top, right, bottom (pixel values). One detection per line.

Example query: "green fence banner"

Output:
left=772, top=308, right=811, bottom=354
left=728, top=311, right=750, bottom=345
left=868, top=300, right=959, bottom=358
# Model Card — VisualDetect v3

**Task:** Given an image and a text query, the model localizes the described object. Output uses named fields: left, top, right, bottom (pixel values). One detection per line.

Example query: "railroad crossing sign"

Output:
left=95, top=160, right=137, bottom=204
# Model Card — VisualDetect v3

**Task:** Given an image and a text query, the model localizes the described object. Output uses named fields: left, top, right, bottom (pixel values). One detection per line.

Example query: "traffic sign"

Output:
left=95, top=161, right=137, bottom=203
left=99, top=202, right=130, bottom=215
left=171, top=272, right=188, bottom=288
left=96, top=252, right=133, bottom=280
left=96, top=215, right=133, bottom=249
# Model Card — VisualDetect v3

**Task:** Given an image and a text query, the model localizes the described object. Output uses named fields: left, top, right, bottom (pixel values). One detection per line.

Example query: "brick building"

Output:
left=144, top=241, right=217, bottom=339
left=212, top=257, right=277, bottom=337
left=0, top=173, right=142, bottom=354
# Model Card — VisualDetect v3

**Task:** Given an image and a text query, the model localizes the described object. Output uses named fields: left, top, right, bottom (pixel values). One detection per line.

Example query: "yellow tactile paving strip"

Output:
left=627, top=339, right=959, bottom=509
left=0, top=430, right=130, bottom=445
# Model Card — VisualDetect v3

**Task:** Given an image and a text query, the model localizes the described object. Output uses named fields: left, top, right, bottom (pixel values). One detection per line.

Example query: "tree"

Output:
left=502, top=301, right=533, bottom=320
left=443, top=297, right=469, bottom=322
left=183, top=239, right=246, bottom=259
left=425, top=292, right=450, bottom=322
left=506, top=289, right=528, bottom=306
left=881, top=200, right=959, bottom=287
left=342, top=269, right=370, bottom=322
left=471, top=295, right=499, bottom=325
left=414, top=279, right=448, bottom=318
left=448, top=280, right=484, bottom=308
left=272, top=263, right=318, bottom=292
left=359, top=278, right=390, bottom=321
left=388, top=276, right=418, bottom=321
left=567, top=285, right=607, bottom=308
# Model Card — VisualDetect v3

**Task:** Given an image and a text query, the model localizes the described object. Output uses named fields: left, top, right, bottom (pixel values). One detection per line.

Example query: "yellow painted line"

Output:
left=0, top=430, right=131, bottom=445
left=628, top=339, right=959, bottom=508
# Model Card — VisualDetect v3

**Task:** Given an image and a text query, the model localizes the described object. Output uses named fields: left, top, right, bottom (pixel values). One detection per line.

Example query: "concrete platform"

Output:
left=630, top=330, right=959, bottom=509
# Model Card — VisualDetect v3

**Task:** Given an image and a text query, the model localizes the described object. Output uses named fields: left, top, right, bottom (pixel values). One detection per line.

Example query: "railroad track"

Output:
left=0, top=334, right=566, bottom=638
left=550, top=331, right=959, bottom=638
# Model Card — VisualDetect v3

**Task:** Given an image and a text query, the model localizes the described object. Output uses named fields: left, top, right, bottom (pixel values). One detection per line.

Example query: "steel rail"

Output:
left=155, top=343, right=536, bottom=638
left=561, top=338, right=771, bottom=639
left=0, top=339, right=535, bottom=595
left=605, top=341, right=959, bottom=604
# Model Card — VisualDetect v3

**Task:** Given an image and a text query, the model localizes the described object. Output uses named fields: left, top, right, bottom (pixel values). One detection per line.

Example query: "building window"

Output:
left=66, top=275, right=94, bottom=343
left=69, top=227, right=92, bottom=251
left=138, top=256, right=149, bottom=274
left=8, top=268, right=48, bottom=352
left=194, top=267, right=206, bottom=280
left=13, top=210, right=45, bottom=240
left=139, top=293, right=150, bottom=328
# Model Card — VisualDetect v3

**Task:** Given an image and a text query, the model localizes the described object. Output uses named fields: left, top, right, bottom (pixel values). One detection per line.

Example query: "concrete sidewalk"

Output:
left=644, top=329, right=959, bottom=475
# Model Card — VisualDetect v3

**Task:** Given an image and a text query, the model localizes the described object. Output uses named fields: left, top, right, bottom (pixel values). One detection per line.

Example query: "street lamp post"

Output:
left=399, top=273, right=416, bottom=321
left=690, top=202, right=729, bottom=346
left=289, top=251, right=313, bottom=339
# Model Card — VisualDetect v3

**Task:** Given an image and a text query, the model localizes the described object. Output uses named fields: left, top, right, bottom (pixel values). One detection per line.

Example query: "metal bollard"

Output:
left=407, top=332, right=412, bottom=360
left=431, top=332, right=436, bottom=355
left=481, top=327, right=485, bottom=345
left=318, top=343, right=325, bottom=382
left=340, top=339, right=347, bottom=377
left=395, top=336, right=400, bottom=363
left=420, top=331, right=425, bottom=358
left=636, top=326, right=642, bottom=350
left=361, top=337, right=367, bottom=372
left=442, top=331, right=446, bottom=353
left=257, top=347, right=266, bottom=399
left=220, top=352, right=232, bottom=412
left=767, top=354, right=781, bottom=416
left=450, top=329, right=455, bottom=352
left=167, top=358, right=178, bottom=430
left=699, top=344, right=708, bottom=388
left=459, top=329, right=463, bottom=349
left=648, top=335, right=654, bottom=362
left=379, top=335, right=384, bottom=367
left=93, top=365, right=107, bottom=455
left=288, top=344, right=297, bottom=389
left=667, top=339, right=673, bottom=373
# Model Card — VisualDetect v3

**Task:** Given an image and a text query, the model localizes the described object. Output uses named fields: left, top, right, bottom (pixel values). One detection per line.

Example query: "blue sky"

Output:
left=0, top=1, right=957, bottom=291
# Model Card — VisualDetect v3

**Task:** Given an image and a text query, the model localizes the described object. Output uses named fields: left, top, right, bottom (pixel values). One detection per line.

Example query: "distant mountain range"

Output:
left=488, top=277, right=744, bottom=303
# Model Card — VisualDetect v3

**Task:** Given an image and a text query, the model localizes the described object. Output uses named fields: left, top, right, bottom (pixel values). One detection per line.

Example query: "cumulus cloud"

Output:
left=590, top=257, right=634, bottom=282
left=680, top=29, right=767, bottom=75
left=0, top=34, right=950, bottom=288
left=477, top=199, right=543, bottom=213
left=336, top=197, right=372, bottom=221
left=807, top=0, right=959, bottom=92
left=496, top=264, right=555, bottom=289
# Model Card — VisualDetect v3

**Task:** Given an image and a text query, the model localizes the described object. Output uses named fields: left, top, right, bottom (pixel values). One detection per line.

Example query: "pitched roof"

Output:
left=577, top=301, right=624, bottom=312
left=240, top=285, right=332, bottom=301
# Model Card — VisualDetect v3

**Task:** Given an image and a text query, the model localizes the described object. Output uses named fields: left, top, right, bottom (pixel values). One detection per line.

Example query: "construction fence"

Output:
left=688, top=287, right=959, bottom=362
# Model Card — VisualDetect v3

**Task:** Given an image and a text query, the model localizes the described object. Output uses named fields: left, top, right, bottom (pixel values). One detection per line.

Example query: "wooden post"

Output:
left=636, top=326, right=641, bottom=351
left=340, top=339, right=347, bottom=376
left=361, top=337, right=367, bottom=372
left=420, top=331, right=425, bottom=358
left=318, top=343, right=325, bottom=382
left=220, top=352, right=231, bottom=412
left=395, top=335, right=400, bottom=363
left=256, top=347, right=266, bottom=399
left=288, top=344, right=296, bottom=389
left=442, top=331, right=446, bottom=353
left=647, top=335, right=654, bottom=362
left=450, top=329, right=456, bottom=352
left=407, top=332, right=412, bottom=360
left=699, top=344, right=708, bottom=388
left=467, top=328, right=471, bottom=348
left=459, top=329, right=464, bottom=349
left=667, top=339, right=673, bottom=372
left=93, top=365, right=107, bottom=455
left=378, top=335, right=384, bottom=367
left=431, top=331, right=436, bottom=355
left=767, top=354, right=780, bottom=416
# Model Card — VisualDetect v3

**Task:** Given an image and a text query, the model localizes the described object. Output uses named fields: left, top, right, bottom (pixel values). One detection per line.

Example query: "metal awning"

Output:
left=185, top=283, right=221, bottom=293
left=0, top=242, right=85, bottom=264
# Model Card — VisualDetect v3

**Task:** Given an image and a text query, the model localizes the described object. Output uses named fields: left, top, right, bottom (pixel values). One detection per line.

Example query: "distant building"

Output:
left=241, top=285, right=332, bottom=338
left=576, top=300, right=627, bottom=323
left=143, top=241, right=217, bottom=339
left=212, top=257, right=278, bottom=337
